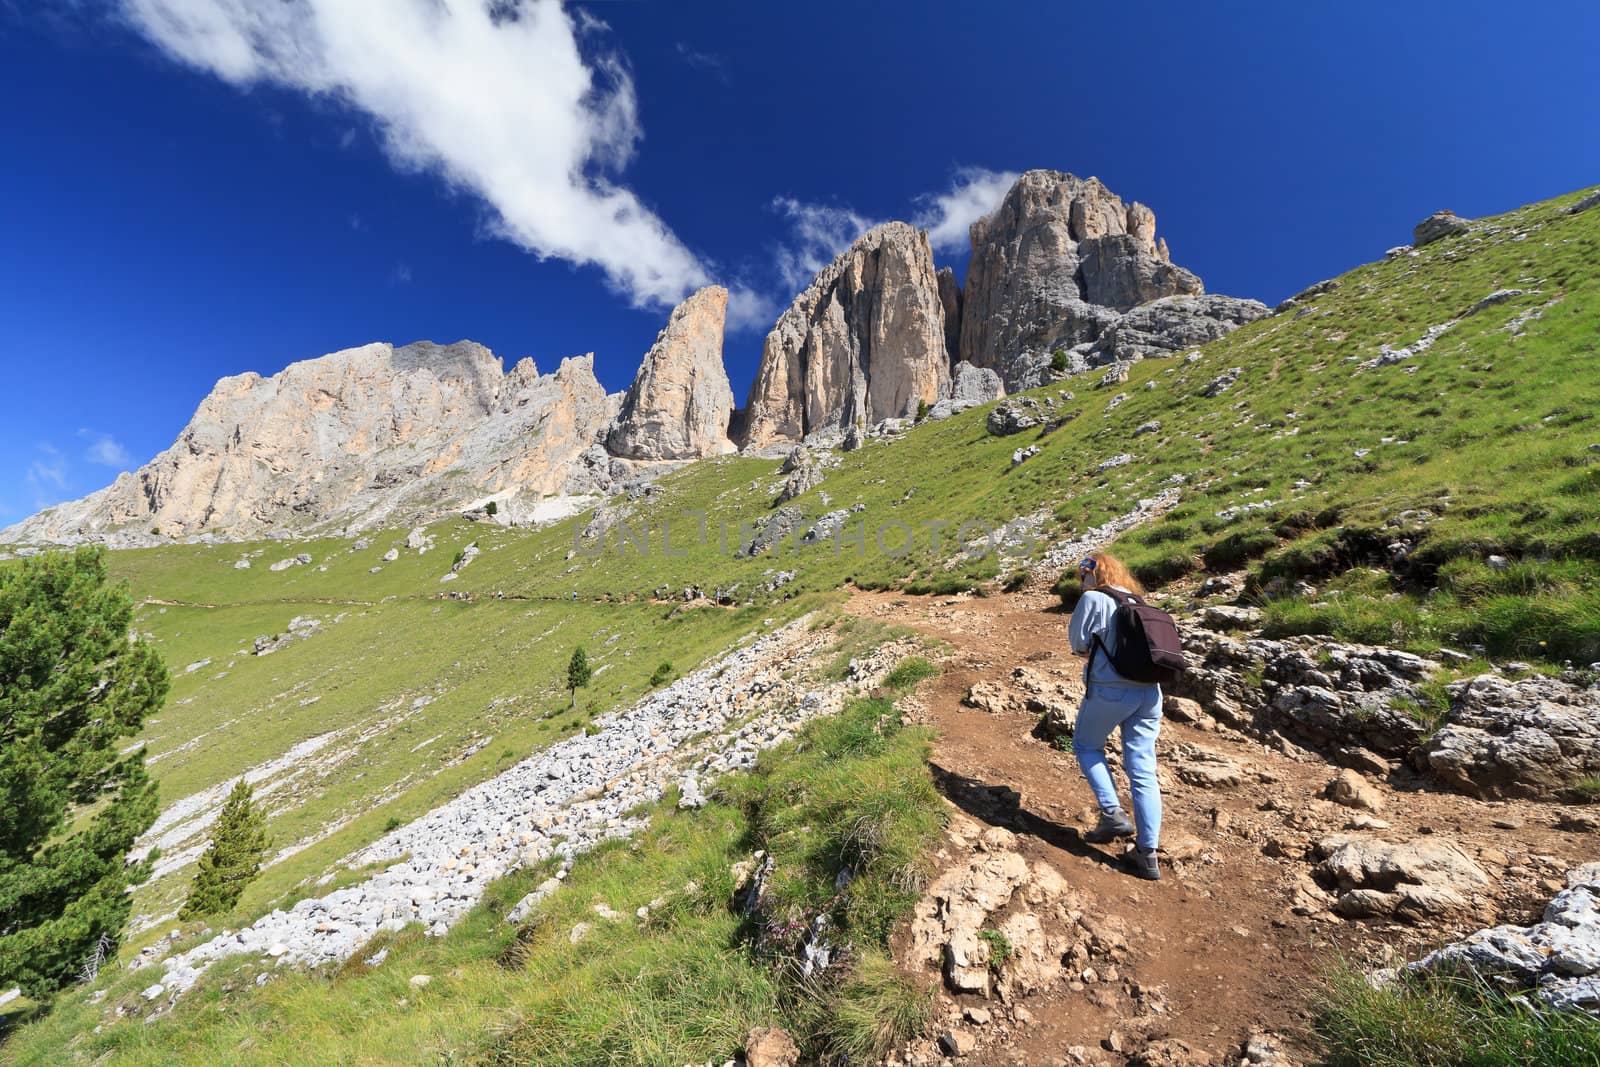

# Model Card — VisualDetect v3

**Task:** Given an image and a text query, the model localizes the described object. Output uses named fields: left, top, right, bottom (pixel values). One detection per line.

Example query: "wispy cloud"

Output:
left=762, top=167, right=1018, bottom=299
left=389, top=261, right=413, bottom=285
left=26, top=444, right=67, bottom=490
left=768, top=196, right=884, bottom=292
left=79, top=429, right=133, bottom=469
left=674, top=41, right=728, bottom=84
left=911, top=167, right=1020, bottom=253
left=24, top=443, right=69, bottom=509
left=338, top=127, right=357, bottom=150
left=116, top=0, right=729, bottom=311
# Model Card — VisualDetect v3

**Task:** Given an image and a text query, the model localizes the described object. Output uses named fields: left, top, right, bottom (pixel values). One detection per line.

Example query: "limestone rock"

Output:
left=1418, top=673, right=1600, bottom=799
left=746, top=1026, right=801, bottom=1067
left=740, top=222, right=949, bottom=449
left=959, top=170, right=1206, bottom=390
left=1413, top=210, right=1472, bottom=247
left=1399, top=866, right=1600, bottom=1012
left=1315, top=835, right=1489, bottom=919
left=1089, top=294, right=1269, bottom=363
left=1325, top=769, right=1384, bottom=812
left=928, top=361, right=1006, bottom=420
left=605, top=285, right=736, bottom=460
left=5, top=343, right=615, bottom=543
left=937, top=265, right=963, bottom=362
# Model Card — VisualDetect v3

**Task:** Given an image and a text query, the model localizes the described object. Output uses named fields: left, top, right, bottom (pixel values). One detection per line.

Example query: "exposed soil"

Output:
left=847, top=586, right=1596, bottom=1066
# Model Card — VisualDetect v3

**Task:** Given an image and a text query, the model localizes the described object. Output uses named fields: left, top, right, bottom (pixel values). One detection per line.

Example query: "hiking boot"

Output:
left=1125, top=845, right=1161, bottom=881
left=1083, top=808, right=1136, bottom=844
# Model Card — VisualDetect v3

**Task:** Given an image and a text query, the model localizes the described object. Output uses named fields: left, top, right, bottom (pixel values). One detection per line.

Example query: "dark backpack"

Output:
left=1089, top=587, right=1187, bottom=685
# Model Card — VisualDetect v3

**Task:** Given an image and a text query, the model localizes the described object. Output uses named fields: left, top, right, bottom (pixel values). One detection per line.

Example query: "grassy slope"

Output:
left=5, top=182, right=1599, bottom=1060
left=8, top=667, right=944, bottom=1066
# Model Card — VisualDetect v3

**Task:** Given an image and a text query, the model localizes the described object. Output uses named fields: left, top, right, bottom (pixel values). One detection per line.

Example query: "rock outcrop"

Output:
left=1413, top=210, right=1473, bottom=246
left=958, top=170, right=1265, bottom=390
left=1088, top=294, right=1270, bottom=363
left=1417, top=673, right=1600, bottom=799
left=605, top=286, right=736, bottom=461
left=926, top=361, right=1005, bottom=421
left=739, top=222, right=949, bottom=450
left=1397, top=864, right=1600, bottom=1012
left=5, top=342, right=619, bottom=543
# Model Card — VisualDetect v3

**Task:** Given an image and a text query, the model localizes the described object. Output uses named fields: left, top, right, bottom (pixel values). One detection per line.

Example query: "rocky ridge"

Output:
left=4, top=343, right=626, bottom=545
left=6, top=167, right=1272, bottom=545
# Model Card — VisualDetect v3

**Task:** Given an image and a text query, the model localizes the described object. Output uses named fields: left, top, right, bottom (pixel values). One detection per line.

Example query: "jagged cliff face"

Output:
left=606, top=286, right=736, bottom=460
left=4, top=342, right=619, bottom=542
left=958, top=170, right=1265, bottom=390
left=740, top=222, right=950, bottom=450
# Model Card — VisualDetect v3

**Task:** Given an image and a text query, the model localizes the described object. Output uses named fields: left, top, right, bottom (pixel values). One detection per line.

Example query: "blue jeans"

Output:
left=1072, top=684, right=1163, bottom=850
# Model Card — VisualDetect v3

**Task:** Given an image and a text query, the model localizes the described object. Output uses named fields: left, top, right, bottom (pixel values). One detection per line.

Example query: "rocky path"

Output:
left=847, top=587, right=1596, bottom=1066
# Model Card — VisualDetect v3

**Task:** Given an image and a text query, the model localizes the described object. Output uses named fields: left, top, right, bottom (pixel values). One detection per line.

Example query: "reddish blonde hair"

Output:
left=1080, top=551, right=1146, bottom=596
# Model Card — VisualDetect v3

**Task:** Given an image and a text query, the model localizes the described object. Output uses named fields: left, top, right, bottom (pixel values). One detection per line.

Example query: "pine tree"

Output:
left=567, top=646, right=591, bottom=709
left=0, top=548, right=168, bottom=997
left=179, top=779, right=270, bottom=919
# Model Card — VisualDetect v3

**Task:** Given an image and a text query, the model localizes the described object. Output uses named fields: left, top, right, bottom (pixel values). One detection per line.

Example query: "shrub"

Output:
left=649, top=661, right=674, bottom=687
left=915, top=399, right=930, bottom=422
left=180, top=779, right=271, bottom=920
left=1050, top=348, right=1070, bottom=373
left=485, top=500, right=498, bottom=517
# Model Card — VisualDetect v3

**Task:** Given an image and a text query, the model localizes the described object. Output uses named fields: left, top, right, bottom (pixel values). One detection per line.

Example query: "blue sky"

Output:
left=3, top=0, right=1597, bottom=523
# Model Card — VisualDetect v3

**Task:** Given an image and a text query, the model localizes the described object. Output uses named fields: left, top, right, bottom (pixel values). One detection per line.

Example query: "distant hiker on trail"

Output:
left=1068, top=551, right=1169, bottom=881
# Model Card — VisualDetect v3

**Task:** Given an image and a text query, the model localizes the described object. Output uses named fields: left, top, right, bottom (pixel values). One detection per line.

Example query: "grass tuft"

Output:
left=1316, top=963, right=1600, bottom=1067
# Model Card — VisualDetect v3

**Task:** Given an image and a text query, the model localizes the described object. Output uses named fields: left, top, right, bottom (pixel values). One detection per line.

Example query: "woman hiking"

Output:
left=1067, top=551, right=1163, bottom=881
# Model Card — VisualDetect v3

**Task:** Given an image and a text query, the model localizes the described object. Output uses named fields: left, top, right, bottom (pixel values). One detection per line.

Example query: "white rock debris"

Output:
left=148, top=617, right=916, bottom=1004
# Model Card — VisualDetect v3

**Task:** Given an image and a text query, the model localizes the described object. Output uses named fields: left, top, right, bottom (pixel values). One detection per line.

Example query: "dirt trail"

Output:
left=847, top=586, right=1593, bottom=1065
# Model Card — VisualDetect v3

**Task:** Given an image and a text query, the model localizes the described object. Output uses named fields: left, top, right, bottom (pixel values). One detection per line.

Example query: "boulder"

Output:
left=1417, top=673, right=1600, bottom=799
left=1399, top=866, right=1600, bottom=1012
left=1168, top=743, right=1247, bottom=788
left=1315, top=835, right=1489, bottom=919
left=1413, top=210, right=1472, bottom=247
left=605, top=286, right=736, bottom=460
left=745, top=1026, right=801, bottom=1067
left=1325, top=769, right=1385, bottom=812
left=740, top=222, right=949, bottom=449
left=1089, top=294, right=1270, bottom=363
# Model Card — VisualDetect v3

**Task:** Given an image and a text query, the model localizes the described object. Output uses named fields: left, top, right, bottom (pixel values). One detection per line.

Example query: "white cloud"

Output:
left=760, top=168, right=1018, bottom=308
left=118, top=0, right=719, bottom=310
left=389, top=261, right=413, bottom=285
left=768, top=196, right=884, bottom=292
left=912, top=167, right=1019, bottom=253
left=79, top=430, right=134, bottom=469
left=724, top=286, right=778, bottom=333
